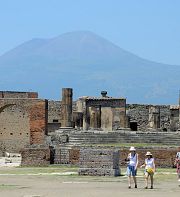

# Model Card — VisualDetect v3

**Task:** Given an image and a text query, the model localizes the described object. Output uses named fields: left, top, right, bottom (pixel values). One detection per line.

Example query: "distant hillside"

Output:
left=0, top=31, right=179, bottom=104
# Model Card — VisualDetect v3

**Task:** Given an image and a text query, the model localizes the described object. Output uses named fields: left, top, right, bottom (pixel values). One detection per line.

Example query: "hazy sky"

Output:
left=0, top=0, right=180, bottom=65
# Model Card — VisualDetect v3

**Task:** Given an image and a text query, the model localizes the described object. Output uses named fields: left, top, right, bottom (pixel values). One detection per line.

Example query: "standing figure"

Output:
left=141, top=151, right=155, bottom=189
left=126, top=146, right=138, bottom=189
left=174, top=152, right=180, bottom=184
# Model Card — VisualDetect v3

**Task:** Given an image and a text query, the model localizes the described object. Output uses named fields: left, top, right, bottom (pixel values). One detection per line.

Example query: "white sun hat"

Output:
left=129, top=146, right=136, bottom=151
left=146, top=151, right=152, bottom=156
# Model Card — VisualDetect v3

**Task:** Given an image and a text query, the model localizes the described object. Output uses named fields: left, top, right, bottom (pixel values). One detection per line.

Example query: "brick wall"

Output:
left=69, top=148, right=80, bottom=164
left=120, top=147, right=178, bottom=168
left=0, top=91, right=38, bottom=98
left=55, top=146, right=179, bottom=168
left=29, top=100, right=48, bottom=144
left=0, top=98, right=47, bottom=154
left=78, top=148, right=120, bottom=176
left=21, top=145, right=50, bottom=166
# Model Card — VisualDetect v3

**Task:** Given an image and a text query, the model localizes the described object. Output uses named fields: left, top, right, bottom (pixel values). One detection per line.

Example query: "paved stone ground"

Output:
left=0, top=172, right=179, bottom=197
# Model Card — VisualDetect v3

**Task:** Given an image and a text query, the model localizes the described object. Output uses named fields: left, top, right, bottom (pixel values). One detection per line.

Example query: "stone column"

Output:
left=61, top=88, right=73, bottom=128
left=152, top=112, right=160, bottom=129
left=89, top=107, right=101, bottom=129
left=119, top=112, right=126, bottom=128
left=83, top=107, right=90, bottom=130
left=119, top=99, right=127, bottom=128
left=148, top=106, right=160, bottom=129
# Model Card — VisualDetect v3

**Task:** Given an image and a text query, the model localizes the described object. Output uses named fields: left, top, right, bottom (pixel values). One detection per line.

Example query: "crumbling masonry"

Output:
left=0, top=89, right=180, bottom=169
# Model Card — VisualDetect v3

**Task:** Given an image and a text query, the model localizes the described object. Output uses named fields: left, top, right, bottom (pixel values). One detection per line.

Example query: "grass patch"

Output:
left=0, top=166, right=78, bottom=175
left=0, top=166, right=178, bottom=183
left=0, top=184, right=18, bottom=189
left=82, top=143, right=177, bottom=148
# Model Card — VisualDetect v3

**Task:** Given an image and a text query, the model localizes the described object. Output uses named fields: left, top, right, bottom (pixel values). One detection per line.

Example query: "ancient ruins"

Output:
left=0, top=89, right=180, bottom=174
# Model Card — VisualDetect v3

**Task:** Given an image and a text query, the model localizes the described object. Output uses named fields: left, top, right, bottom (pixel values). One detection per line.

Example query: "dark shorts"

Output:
left=127, top=165, right=137, bottom=176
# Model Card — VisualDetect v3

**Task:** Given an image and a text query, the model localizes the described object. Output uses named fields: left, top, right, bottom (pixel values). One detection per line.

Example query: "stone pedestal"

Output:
left=78, top=148, right=120, bottom=176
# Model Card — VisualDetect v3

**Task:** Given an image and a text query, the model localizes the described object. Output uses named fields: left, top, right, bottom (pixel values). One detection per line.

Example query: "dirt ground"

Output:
left=0, top=168, right=179, bottom=197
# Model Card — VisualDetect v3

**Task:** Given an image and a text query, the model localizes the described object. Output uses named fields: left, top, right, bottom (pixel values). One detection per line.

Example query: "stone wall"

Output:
left=78, top=148, right=120, bottom=176
left=120, top=147, right=178, bottom=168
left=47, top=102, right=174, bottom=132
left=54, top=145, right=179, bottom=168
left=48, top=101, right=61, bottom=124
left=86, top=98, right=126, bottom=108
left=47, top=101, right=78, bottom=132
left=54, top=145, right=70, bottom=164
left=69, top=148, right=80, bottom=164
left=0, top=98, right=47, bottom=154
left=127, top=104, right=170, bottom=131
left=48, top=123, right=61, bottom=133
left=0, top=91, right=38, bottom=98
left=170, top=108, right=179, bottom=131
left=21, top=145, right=50, bottom=166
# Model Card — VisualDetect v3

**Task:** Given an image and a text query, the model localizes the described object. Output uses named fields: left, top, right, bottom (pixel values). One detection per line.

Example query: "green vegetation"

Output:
left=0, top=166, right=78, bottom=175
left=0, top=166, right=177, bottom=183
left=0, top=184, right=18, bottom=189
left=83, top=143, right=178, bottom=148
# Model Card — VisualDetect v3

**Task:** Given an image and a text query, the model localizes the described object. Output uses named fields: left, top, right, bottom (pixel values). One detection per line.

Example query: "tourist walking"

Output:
left=141, top=151, right=155, bottom=189
left=174, top=152, right=180, bottom=185
left=126, top=146, right=138, bottom=189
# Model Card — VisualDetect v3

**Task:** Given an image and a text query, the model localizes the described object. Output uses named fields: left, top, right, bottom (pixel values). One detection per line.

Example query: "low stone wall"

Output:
left=53, top=146, right=79, bottom=164
left=78, top=148, right=120, bottom=176
left=54, top=145, right=179, bottom=168
left=69, top=148, right=80, bottom=164
left=120, top=147, right=178, bottom=168
left=21, top=145, right=50, bottom=166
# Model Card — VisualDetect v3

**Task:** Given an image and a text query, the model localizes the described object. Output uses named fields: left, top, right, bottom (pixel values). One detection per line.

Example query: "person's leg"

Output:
left=131, top=166, right=137, bottom=188
left=145, top=173, right=149, bottom=189
left=150, top=174, right=154, bottom=189
left=176, top=165, right=180, bottom=180
left=128, top=175, right=131, bottom=188
left=132, top=176, right=137, bottom=188
left=178, top=173, right=180, bottom=186
left=178, top=173, right=180, bottom=182
left=127, top=166, right=131, bottom=188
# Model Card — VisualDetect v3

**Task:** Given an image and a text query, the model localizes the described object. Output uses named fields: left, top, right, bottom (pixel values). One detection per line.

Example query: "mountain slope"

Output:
left=0, top=31, right=179, bottom=104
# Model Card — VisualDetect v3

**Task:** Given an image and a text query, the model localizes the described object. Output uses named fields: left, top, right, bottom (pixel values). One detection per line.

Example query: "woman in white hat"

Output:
left=141, top=151, right=156, bottom=189
left=126, top=146, right=138, bottom=189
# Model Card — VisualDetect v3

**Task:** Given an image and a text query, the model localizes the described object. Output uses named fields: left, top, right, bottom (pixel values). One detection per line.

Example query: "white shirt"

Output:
left=145, top=158, right=154, bottom=169
left=128, top=153, right=137, bottom=167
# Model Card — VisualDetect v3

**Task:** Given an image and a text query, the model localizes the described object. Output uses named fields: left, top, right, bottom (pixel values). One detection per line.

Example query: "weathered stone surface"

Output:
left=78, top=148, right=120, bottom=176
left=0, top=98, right=47, bottom=154
left=21, top=145, right=50, bottom=166
left=0, top=91, right=38, bottom=98
left=127, top=104, right=170, bottom=131
left=120, top=147, right=179, bottom=168
left=61, top=88, right=73, bottom=128
left=65, top=145, right=179, bottom=168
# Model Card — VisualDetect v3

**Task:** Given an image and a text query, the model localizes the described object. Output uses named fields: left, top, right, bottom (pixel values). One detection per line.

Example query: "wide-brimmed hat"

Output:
left=146, top=151, right=152, bottom=156
left=129, top=146, right=136, bottom=151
